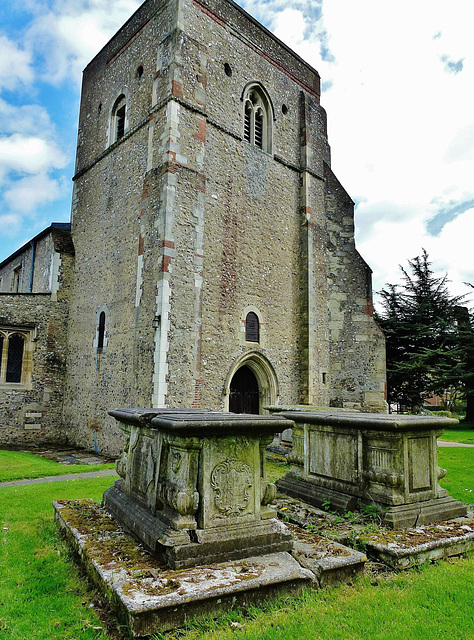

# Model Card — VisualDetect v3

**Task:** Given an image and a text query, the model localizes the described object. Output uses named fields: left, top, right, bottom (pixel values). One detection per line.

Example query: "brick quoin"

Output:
left=162, top=240, right=175, bottom=249
left=195, top=118, right=206, bottom=142
left=192, top=379, right=203, bottom=408
left=162, top=255, right=172, bottom=272
left=172, top=80, right=183, bottom=98
left=364, top=298, right=374, bottom=316
left=138, top=234, right=144, bottom=256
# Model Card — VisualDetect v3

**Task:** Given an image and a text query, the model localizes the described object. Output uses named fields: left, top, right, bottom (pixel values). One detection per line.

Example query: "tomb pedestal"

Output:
left=276, top=410, right=467, bottom=528
left=104, top=408, right=295, bottom=569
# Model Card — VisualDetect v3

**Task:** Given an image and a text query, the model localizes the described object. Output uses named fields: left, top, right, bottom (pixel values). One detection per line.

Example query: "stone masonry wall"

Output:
left=324, top=164, right=387, bottom=411
left=0, top=250, right=74, bottom=445
left=62, top=0, right=386, bottom=456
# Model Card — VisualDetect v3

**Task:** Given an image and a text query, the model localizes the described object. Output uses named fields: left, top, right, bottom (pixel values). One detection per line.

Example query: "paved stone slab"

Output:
left=53, top=499, right=313, bottom=636
left=437, top=440, right=474, bottom=447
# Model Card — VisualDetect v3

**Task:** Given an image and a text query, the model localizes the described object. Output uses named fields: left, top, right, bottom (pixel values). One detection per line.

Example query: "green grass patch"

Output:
left=438, top=447, right=474, bottom=503
left=0, top=449, right=472, bottom=639
left=152, top=556, right=474, bottom=640
left=265, top=458, right=289, bottom=483
left=0, top=475, right=119, bottom=639
left=438, top=429, right=474, bottom=444
left=0, top=449, right=115, bottom=482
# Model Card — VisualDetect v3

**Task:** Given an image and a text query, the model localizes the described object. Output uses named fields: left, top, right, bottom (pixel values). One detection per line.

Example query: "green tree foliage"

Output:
left=375, top=250, right=474, bottom=413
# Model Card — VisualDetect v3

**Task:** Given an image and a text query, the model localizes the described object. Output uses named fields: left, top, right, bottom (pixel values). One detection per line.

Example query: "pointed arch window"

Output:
left=243, top=86, right=272, bottom=153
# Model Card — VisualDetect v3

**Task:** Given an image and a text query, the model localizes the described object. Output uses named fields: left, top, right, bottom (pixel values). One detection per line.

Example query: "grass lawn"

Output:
left=0, top=449, right=115, bottom=482
left=0, top=449, right=472, bottom=639
left=0, top=475, right=118, bottom=640
left=438, top=447, right=474, bottom=503
left=438, top=429, right=474, bottom=445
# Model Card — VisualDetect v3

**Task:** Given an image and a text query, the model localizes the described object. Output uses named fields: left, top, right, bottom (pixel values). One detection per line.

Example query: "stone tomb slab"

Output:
left=104, top=408, right=295, bottom=569
left=287, top=523, right=366, bottom=588
left=53, top=500, right=313, bottom=636
left=363, top=517, right=474, bottom=569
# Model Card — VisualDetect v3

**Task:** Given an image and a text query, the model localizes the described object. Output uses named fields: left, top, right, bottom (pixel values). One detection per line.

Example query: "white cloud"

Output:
left=0, top=99, right=54, bottom=137
left=0, top=134, right=67, bottom=181
left=0, top=34, right=34, bottom=90
left=3, top=172, right=68, bottom=213
left=24, top=0, right=142, bottom=85
left=0, top=213, right=23, bottom=238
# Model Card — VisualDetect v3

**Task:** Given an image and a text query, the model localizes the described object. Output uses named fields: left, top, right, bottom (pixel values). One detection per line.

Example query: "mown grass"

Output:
left=438, top=447, right=474, bottom=503
left=0, top=475, right=119, bottom=640
left=438, top=429, right=474, bottom=445
left=0, top=449, right=472, bottom=639
left=0, top=449, right=115, bottom=482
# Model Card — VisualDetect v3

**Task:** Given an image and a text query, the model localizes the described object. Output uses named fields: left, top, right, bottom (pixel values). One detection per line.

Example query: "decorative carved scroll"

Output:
left=210, top=458, right=252, bottom=516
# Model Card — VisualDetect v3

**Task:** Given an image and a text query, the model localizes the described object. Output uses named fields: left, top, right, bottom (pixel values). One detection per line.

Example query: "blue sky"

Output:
left=1, top=0, right=474, bottom=303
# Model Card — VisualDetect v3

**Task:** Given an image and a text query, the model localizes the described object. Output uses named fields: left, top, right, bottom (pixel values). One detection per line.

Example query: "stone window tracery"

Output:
left=243, top=85, right=272, bottom=153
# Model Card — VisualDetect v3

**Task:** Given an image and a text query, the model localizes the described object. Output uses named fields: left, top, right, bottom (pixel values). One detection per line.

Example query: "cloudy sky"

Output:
left=1, top=0, right=473, bottom=305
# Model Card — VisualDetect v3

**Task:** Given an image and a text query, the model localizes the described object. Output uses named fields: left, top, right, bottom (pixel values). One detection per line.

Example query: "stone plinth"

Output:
left=103, top=408, right=295, bottom=569
left=276, top=410, right=467, bottom=528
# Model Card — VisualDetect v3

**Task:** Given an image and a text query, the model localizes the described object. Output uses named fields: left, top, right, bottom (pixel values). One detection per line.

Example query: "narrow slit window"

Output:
left=245, top=312, right=260, bottom=343
left=98, top=312, right=106, bottom=350
left=6, top=334, right=24, bottom=383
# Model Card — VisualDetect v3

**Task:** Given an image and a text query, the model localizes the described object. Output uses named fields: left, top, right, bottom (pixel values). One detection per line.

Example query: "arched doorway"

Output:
left=229, top=366, right=260, bottom=414
left=224, top=352, right=279, bottom=414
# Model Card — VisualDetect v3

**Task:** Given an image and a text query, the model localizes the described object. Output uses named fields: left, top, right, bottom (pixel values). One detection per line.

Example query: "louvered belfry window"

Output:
left=244, top=102, right=252, bottom=142
left=245, top=312, right=260, bottom=343
left=243, top=86, right=270, bottom=152
left=254, top=110, right=263, bottom=148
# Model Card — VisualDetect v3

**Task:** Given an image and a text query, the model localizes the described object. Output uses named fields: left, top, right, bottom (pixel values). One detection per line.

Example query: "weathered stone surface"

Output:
left=363, top=517, right=474, bottom=569
left=104, top=409, right=294, bottom=568
left=289, top=527, right=366, bottom=587
left=276, top=410, right=467, bottom=528
left=54, top=499, right=313, bottom=636
left=0, top=225, right=74, bottom=446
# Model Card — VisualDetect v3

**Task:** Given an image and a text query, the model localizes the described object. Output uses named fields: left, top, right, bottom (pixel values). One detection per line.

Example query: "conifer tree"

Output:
left=375, top=250, right=470, bottom=413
